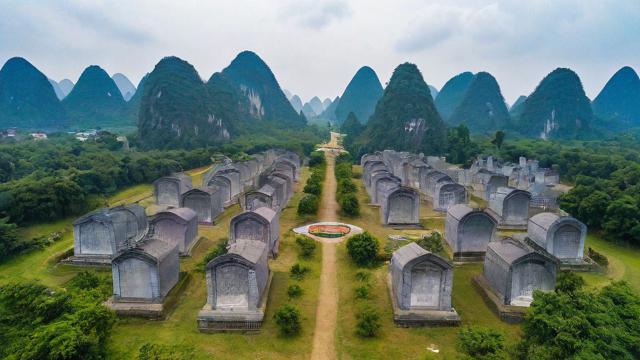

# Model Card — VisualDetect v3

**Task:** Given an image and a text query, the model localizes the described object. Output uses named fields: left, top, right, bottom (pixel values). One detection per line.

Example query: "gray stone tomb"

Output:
left=488, top=187, right=532, bottom=228
left=445, top=204, right=498, bottom=260
left=150, top=208, right=199, bottom=255
left=379, top=186, right=420, bottom=226
left=229, top=207, right=280, bottom=258
left=181, top=187, right=224, bottom=224
left=389, top=242, right=460, bottom=326
left=154, top=174, right=192, bottom=207
left=527, top=213, right=586, bottom=261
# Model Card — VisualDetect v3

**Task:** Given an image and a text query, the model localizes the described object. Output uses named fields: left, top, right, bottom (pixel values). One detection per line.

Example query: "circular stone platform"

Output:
left=293, top=222, right=363, bottom=243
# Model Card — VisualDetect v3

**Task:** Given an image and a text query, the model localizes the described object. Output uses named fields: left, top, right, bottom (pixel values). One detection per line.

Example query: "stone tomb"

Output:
left=488, top=187, right=531, bottom=229
left=388, top=243, right=460, bottom=326
left=229, top=207, right=280, bottom=258
left=527, top=213, right=586, bottom=262
left=213, top=167, right=242, bottom=201
left=154, top=174, right=192, bottom=207
left=371, top=172, right=401, bottom=204
left=424, top=170, right=452, bottom=198
left=244, top=184, right=277, bottom=212
left=106, top=238, right=180, bottom=318
left=150, top=208, right=199, bottom=256
left=445, top=204, right=498, bottom=261
left=206, top=175, right=233, bottom=206
left=198, top=240, right=271, bottom=332
left=433, top=181, right=467, bottom=212
left=263, top=175, right=287, bottom=209
left=181, top=187, right=224, bottom=224
left=379, top=186, right=420, bottom=226
left=70, top=204, right=148, bottom=265
left=474, top=237, right=557, bottom=323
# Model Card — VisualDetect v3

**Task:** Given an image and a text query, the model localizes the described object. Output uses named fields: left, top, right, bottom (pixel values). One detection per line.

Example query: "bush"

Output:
left=297, top=194, right=319, bottom=215
left=308, top=151, right=325, bottom=167
left=354, top=285, right=370, bottom=300
left=346, top=232, right=380, bottom=267
left=355, top=306, right=381, bottom=337
left=339, top=193, right=360, bottom=216
left=287, top=284, right=303, bottom=299
left=273, top=304, right=301, bottom=336
left=416, top=232, right=444, bottom=254
left=555, top=270, right=585, bottom=294
left=337, top=178, right=357, bottom=196
left=290, top=263, right=310, bottom=280
left=200, top=238, right=228, bottom=271
left=457, top=326, right=505, bottom=360
left=295, top=236, right=317, bottom=258
left=303, top=181, right=322, bottom=196
left=587, top=247, right=609, bottom=267
left=68, top=271, right=101, bottom=290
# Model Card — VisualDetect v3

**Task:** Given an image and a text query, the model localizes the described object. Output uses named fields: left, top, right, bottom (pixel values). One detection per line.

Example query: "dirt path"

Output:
left=310, top=135, right=341, bottom=360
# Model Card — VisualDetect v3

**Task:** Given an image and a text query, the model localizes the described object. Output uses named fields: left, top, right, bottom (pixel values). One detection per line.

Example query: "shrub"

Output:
left=308, top=151, right=325, bottom=167
left=335, top=162, right=352, bottom=179
left=68, top=271, right=101, bottom=290
left=287, top=284, right=303, bottom=299
left=587, top=247, right=609, bottom=267
left=297, top=194, right=319, bottom=215
left=200, top=238, right=228, bottom=271
left=290, top=263, right=310, bottom=280
left=354, top=285, right=370, bottom=300
left=416, top=232, right=444, bottom=254
left=346, top=232, right=380, bottom=267
left=303, top=181, right=322, bottom=196
left=457, top=326, right=505, bottom=359
left=295, top=236, right=317, bottom=258
left=355, top=271, right=370, bottom=282
left=337, top=178, right=357, bottom=196
left=555, top=270, right=585, bottom=294
left=355, top=306, right=381, bottom=337
left=339, top=193, right=360, bottom=216
left=273, top=304, right=301, bottom=336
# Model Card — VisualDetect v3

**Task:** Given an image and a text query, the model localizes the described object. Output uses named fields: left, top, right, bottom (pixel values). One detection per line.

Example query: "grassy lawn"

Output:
left=581, top=232, right=640, bottom=291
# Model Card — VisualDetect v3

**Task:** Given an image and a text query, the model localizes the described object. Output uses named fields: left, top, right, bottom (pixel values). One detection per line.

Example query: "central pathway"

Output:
left=310, top=134, right=341, bottom=360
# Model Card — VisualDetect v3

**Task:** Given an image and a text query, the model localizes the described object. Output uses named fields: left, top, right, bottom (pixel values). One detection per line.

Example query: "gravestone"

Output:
left=229, top=207, right=280, bottom=258
left=445, top=204, right=497, bottom=261
left=433, top=182, right=467, bottom=212
left=154, top=174, right=192, bottom=207
left=150, top=208, right=199, bottom=255
left=527, top=213, right=586, bottom=261
left=181, top=187, right=224, bottom=224
left=389, top=242, right=460, bottom=326
left=489, top=187, right=531, bottom=228
left=107, top=238, right=180, bottom=318
left=198, top=240, right=271, bottom=332
left=380, top=186, right=420, bottom=225
left=244, top=185, right=276, bottom=212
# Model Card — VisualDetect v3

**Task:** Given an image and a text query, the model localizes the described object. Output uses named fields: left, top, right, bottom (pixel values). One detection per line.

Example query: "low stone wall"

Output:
left=472, top=274, right=527, bottom=324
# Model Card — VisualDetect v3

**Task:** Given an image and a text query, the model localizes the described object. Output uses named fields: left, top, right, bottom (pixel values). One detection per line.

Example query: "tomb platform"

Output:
left=104, top=272, right=190, bottom=320
left=452, top=251, right=486, bottom=263
left=387, top=274, right=460, bottom=327
left=62, top=255, right=112, bottom=267
left=472, top=274, right=528, bottom=323
left=197, top=273, right=273, bottom=333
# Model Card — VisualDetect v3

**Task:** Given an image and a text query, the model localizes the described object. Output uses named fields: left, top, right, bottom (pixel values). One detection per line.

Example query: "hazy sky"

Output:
left=1, top=0, right=639, bottom=105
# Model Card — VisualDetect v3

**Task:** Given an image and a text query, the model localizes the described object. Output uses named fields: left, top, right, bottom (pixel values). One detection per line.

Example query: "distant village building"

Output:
left=30, top=132, right=47, bottom=140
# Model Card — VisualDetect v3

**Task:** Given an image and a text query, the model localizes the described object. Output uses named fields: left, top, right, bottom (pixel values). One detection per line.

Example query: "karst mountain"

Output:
left=592, top=66, right=640, bottom=129
left=289, top=94, right=303, bottom=113
left=138, top=56, right=231, bottom=148
left=516, top=68, right=594, bottom=139
left=112, top=73, right=137, bottom=101
left=509, top=95, right=527, bottom=117
left=48, top=79, right=65, bottom=100
left=307, top=96, right=324, bottom=115
left=448, top=72, right=511, bottom=133
left=358, top=63, right=447, bottom=154
left=62, top=65, right=127, bottom=129
left=58, top=79, right=74, bottom=97
left=0, top=57, right=66, bottom=129
left=221, top=51, right=303, bottom=126
left=435, top=71, right=474, bottom=121
left=334, top=66, right=383, bottom=124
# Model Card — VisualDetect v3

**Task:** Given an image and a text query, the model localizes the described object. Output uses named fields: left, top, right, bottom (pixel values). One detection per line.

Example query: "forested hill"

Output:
left=509, top=95, right=527, bottom=117
left=357, top=62, right=447, bottom=155
left=448, top=72, right=511, bottom=133
left=0, top=57, right=66, bottom=129
left=138, top=56, right=229, bottom=149
left=62, top=65, right=127, bottom=129
left=592, top=66, right=640, bottom=129
left=515, top=67, right=594, bottom=139
left=221, top=51, right=304, bottom=126
left=334, top=66, right=383, bottom=124
left=435, top=71, right=474, bottom=121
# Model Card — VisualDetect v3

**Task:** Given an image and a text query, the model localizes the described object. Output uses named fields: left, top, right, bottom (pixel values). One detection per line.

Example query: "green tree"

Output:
left=491, top=130, right=506, bottom=149
left=273, top=304, right=301, bottom=336
left=346, top=232, right=379, bottom=267
left=457, top=326, right=506, bottom=360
